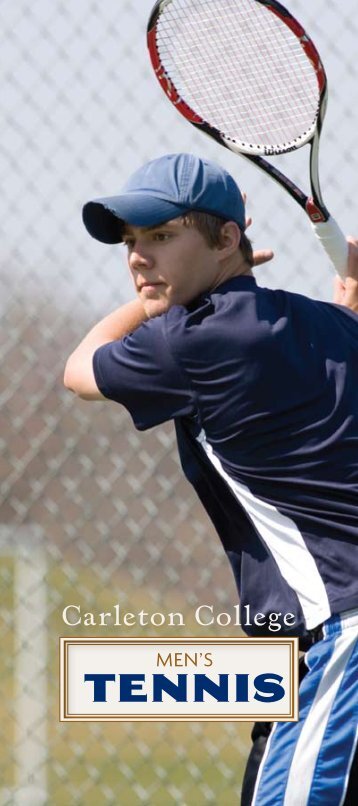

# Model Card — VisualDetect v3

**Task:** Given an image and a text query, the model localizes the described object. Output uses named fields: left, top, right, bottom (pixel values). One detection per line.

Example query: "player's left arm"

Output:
left=333, top=238, right=358, bottom=312
left=64, top=298, right=148, bottom=400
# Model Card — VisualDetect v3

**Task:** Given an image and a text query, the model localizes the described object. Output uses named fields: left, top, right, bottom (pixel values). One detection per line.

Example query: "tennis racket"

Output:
left=147, top=0, right=348, bottom=278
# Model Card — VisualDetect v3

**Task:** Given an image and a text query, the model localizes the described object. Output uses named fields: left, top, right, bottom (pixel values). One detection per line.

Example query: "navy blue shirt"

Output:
left=93, top=276, right=358, bottom=636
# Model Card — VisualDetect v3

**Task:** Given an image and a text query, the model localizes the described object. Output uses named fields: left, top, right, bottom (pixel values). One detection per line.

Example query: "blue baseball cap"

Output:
left=82, top=153, right=246, bottom=243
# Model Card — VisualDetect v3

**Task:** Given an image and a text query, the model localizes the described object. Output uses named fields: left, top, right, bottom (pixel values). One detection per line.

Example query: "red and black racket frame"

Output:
left=147, top=0, right=330, bottom=225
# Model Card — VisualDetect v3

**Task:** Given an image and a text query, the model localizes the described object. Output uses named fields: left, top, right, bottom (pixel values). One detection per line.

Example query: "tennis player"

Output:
left=65, top=153, right=358, bottom=805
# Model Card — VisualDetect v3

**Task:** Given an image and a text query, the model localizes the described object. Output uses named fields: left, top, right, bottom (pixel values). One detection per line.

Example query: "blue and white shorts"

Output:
left=252, top=609, right=358, bottom=805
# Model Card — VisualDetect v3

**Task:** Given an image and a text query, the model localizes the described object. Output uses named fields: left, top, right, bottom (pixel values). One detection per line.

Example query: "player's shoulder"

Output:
left=161, top=278, right=272, bottom=359
left=285, top=288, right=358, bottom=326
left=135, top=279, right=358, bottom=355
left=126, top=305, right=195, bottom=359
left=160, top=277, right=281, bottom=344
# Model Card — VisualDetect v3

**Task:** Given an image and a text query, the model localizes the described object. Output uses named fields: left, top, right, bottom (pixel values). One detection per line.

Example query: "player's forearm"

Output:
left=79, top=298, right=148, bottom=345
left=333, top=239, right=358, bottom=312
left=341, top=278, right=358, bottom=313
left=64, top=298, right=148, bottom=397
left=67, top=298, right=148, bottom=358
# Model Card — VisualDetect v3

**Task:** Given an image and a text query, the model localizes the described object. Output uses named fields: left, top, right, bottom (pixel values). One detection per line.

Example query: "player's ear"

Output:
left=215, top=221, right=241, bottom=259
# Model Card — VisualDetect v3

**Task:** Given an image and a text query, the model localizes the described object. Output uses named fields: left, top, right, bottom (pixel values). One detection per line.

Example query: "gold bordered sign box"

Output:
left=59, top=637, right=299, bottom=722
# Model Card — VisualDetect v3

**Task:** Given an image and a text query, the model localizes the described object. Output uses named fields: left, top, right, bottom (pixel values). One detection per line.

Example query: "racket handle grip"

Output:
left=311, top=217, right=348, bottom=279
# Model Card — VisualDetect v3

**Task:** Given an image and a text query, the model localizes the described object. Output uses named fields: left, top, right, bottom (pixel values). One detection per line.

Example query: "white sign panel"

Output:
left=60, top=637, right=299, bottom=722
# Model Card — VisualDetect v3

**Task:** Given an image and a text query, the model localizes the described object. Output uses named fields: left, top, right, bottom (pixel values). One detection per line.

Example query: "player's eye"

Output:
left=153, top=232, right=171, bottom=241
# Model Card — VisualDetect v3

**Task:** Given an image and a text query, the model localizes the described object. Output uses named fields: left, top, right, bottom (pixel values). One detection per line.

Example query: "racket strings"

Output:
left=155, top=0, right=320, bottom=149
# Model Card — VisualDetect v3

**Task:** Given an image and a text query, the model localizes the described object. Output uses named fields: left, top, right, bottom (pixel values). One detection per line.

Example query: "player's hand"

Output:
left=243, top=193, right=274, bottom=267
left=252, top=247, right=275, bottom=266
left=333, top=238, right=358, bottom=313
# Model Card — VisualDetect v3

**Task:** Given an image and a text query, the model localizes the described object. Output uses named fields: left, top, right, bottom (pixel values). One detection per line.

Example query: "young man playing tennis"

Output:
left=65, top=153, right=358, bottom=805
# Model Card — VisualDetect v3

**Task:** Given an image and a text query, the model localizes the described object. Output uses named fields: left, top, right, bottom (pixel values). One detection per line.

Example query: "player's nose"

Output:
left=128, top=248, right=154, bottom=272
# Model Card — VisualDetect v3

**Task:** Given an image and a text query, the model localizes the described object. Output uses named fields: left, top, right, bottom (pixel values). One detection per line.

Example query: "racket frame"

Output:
left=147, top=0, right=330, bottom=224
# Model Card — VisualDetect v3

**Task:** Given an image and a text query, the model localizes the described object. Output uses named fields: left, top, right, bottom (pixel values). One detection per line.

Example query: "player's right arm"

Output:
left=63, top=298, right=148, bottom=400
left=333, top=238, right=358, bottom=312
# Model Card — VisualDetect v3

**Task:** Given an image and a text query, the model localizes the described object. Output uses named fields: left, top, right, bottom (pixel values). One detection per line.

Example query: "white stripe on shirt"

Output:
left=197, top=429, right=331, bottom=630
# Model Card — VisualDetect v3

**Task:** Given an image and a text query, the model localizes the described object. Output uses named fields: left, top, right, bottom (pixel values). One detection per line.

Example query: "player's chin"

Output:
left=142, top=296, right=171, bottom=319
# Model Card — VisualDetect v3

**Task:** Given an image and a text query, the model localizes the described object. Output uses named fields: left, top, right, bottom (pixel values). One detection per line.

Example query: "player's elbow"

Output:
left=63, top=355, right=104, bottom=401
left=63, top=357, right=82, bottom=396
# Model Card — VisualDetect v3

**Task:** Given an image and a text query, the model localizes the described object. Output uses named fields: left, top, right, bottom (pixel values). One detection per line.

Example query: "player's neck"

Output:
left=212, top=253, right=253, bottom=290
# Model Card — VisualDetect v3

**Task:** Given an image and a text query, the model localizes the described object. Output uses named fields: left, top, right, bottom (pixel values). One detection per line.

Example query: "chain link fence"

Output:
left=1, top=1, right=357, bottom=803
